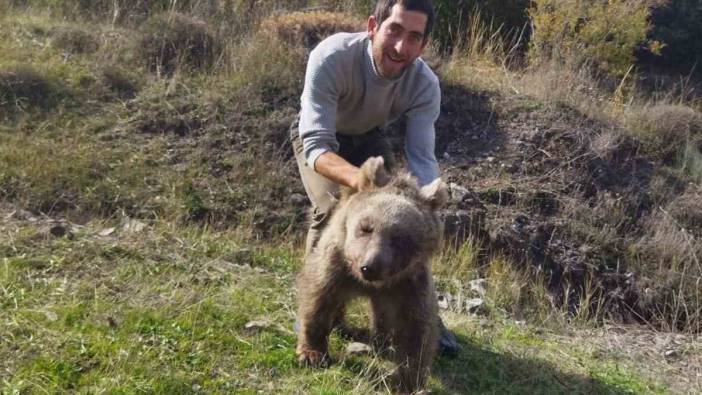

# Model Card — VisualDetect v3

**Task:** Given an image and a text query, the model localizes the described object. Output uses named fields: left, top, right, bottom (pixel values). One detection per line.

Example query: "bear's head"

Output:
left=340, top=157, right=448, bottom=286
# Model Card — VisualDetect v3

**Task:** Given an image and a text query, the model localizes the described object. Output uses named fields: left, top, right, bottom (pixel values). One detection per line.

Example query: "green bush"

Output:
left=529, top=0, right=652, bottom=77
left=0, top=66, right=54, bottom=113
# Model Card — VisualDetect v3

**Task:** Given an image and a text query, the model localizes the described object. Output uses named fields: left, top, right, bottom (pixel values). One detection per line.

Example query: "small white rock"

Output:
left=244, top=320, right=270, bottom=331
left=437, top=294, right=449, bottom=310
left=346, top=342, right=372, bottom=355
left=99, top=227, right=115, bottom=236
left=466, top=298, right=485, bottom=315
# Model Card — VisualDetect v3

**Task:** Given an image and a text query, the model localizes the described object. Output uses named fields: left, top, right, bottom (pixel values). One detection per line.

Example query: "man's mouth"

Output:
left=385, top=53, right=405, bottom=64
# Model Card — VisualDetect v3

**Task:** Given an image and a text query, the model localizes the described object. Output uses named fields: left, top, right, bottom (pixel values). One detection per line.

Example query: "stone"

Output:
left=465, top=298, right=486, bottom=315
left=346, top=342, right=372, bottom=355
left=469, top=279, right=487, bottom=297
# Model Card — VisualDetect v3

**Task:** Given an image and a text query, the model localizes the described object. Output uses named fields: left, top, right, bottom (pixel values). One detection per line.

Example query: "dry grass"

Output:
left=259, top=11, right=364, bottom=49
left=137, top=12, right=219, bottom=76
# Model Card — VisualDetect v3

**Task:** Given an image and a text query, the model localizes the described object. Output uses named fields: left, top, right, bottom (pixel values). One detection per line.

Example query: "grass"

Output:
left=0, top=216, right=673, bottom=394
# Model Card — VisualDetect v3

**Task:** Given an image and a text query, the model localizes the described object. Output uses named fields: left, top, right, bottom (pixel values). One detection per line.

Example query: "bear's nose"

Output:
left=360, top=265, right=375, bottom=281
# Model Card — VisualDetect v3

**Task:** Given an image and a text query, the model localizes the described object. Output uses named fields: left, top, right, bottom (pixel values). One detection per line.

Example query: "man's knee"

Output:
left=305, top=206, right=331, bottom=257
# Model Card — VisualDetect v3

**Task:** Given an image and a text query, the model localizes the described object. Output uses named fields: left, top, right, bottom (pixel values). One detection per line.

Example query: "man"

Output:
left=291, top=0, right=459, bottom=356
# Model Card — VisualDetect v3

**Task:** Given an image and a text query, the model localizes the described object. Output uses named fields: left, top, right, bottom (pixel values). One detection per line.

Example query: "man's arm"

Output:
left=405, top=76, right=441, bottom=186
left=313, top=152, right=361, bottom=190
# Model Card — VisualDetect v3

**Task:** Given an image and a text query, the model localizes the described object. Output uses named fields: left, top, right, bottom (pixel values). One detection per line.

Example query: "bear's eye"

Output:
left=358, top=222, right=374, bottom=235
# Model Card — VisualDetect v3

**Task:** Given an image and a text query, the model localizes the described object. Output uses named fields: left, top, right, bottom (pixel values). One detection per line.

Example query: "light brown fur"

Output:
left=296, top=157, right=448, bottom=393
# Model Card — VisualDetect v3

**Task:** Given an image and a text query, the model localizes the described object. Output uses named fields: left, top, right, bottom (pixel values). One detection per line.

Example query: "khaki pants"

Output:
left=290, top=119, right=394, bottom=256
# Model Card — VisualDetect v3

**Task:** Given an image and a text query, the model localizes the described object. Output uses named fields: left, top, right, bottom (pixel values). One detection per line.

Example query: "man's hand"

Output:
left=313, top=152, right=362, bottom=190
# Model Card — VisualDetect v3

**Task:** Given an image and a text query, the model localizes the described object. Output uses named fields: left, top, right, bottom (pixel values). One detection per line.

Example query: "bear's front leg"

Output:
left=389, top=280, right=439, bottom=393
left=296, top=267, right=348, bottom=367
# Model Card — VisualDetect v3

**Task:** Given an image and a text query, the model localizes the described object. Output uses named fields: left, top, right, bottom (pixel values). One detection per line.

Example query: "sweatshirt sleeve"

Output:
left=298, top=44, right=343, bottom=169
left=404, top=75, right=440, bottom=186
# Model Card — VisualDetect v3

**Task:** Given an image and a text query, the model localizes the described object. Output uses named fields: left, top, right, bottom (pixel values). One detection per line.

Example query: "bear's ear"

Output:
left=357, top=156, right=390, bottom=191
left=420, top=178, right=448, bottom=210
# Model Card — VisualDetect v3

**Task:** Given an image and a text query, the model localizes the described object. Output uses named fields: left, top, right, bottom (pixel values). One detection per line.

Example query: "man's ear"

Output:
left=420, top=178, right=448, bottom=210
left=367, top=15, right=378, bottom=39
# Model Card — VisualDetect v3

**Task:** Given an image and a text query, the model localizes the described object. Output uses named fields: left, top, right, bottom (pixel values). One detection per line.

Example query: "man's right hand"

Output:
left=313, top=152, right=363, bottom=190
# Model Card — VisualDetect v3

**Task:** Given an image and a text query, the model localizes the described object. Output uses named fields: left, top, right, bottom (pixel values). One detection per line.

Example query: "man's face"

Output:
left=368, top=4, right=428, bottom=79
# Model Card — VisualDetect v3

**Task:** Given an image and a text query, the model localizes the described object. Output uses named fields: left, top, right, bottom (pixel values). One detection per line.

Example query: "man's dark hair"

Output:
left=373, top=0, right=435, bottom=41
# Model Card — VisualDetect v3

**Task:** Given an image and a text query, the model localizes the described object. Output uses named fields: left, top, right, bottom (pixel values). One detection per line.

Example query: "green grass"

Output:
left=0, top=218, right=672, bottom=394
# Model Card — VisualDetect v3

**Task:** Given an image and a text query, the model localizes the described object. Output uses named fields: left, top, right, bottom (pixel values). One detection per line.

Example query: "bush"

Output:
left=260, top=11, right=364, bottom=49
left=0, top=66, right=54, bottom=113
left=529, top=0, right=652, bottom=77
left=137, top=12, right=219, bottom=75
left=51, top=26, right=100, bottom=54
left=100, top=65, right=140, bottom=99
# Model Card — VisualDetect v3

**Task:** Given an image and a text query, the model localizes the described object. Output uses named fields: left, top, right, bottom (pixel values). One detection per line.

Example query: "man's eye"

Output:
left=360, top=224, right=373, bottom=234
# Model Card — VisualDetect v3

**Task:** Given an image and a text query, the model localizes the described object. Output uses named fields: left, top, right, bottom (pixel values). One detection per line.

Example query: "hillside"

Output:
left=1, top=2, right=702, bottom=394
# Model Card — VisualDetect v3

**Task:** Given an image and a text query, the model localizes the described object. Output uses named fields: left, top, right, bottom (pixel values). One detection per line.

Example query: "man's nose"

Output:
left=393, top=37, right=406, bottom=56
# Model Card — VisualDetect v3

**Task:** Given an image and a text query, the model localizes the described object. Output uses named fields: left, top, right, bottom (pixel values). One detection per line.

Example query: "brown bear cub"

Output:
left=296, top=157, right=448, bottom=393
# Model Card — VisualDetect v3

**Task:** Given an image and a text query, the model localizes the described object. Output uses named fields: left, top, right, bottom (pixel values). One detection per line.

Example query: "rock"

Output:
left=290, top=193, right=307, bottom=207
left=465, top=298, right=486, bottom=315
left=486, top=156, right=496, bottom=163
left=664, top=349, right=678, bottom=359
left=244, top=320, right=270, bottom=331
left=448, top=183, right=470, bottom=204
left=98, top=227, right=115, bottom=236
left=346, top=342, right=372, bottom=355
left=437, top=294, right=450, bottom=310
left=469, top=278, right=487, bottom=297
left=441, top=209, right=477, bottom=239
left=50, top=225, right=68, bottom=238
left=122, top=218, right=146, bottom=233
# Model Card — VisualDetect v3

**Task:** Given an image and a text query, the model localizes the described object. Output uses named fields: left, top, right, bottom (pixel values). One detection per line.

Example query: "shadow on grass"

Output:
left=432, top=333, right=631, bottom=395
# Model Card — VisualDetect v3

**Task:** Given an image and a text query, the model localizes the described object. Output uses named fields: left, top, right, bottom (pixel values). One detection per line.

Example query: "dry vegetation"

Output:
left=1, top=0, right=702, bottom=393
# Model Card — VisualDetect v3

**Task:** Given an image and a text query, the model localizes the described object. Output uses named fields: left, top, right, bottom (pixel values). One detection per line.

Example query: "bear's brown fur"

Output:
left=295, top=157, right=448, bottom=393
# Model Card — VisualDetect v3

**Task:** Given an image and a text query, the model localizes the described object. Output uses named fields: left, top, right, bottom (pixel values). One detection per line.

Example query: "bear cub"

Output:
left=296, top=157, right=448, bottom=393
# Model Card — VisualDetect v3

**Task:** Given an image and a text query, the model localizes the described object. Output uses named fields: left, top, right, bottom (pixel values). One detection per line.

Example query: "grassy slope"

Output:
left=0, top=8, right=699, bottom=395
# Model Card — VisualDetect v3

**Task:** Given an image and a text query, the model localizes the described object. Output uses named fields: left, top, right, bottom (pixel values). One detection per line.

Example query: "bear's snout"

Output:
left=358, top=243, right=394, bottom=282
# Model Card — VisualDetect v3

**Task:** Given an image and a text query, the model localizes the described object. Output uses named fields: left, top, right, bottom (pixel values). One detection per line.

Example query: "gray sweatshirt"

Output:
left=298, top=32, right=440, bottom=186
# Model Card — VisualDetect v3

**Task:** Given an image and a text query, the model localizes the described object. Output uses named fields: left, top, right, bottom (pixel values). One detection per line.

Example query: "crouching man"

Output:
left=291, top=0, right=459, bottom=356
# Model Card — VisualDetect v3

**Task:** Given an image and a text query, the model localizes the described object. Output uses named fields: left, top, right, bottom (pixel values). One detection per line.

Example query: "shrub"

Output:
left=51, top=26, right=100, bottom=54
left=100, top=65, right=140, bottom=99
left=625, top=103, right=702, bottom=161
left=137, top=12, right=219, bottom=75
left=259, top=11, right=364, bottom=50
left=0, top=66, right=53, bottom=113
left=529, top=0, right=653, bottom=77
